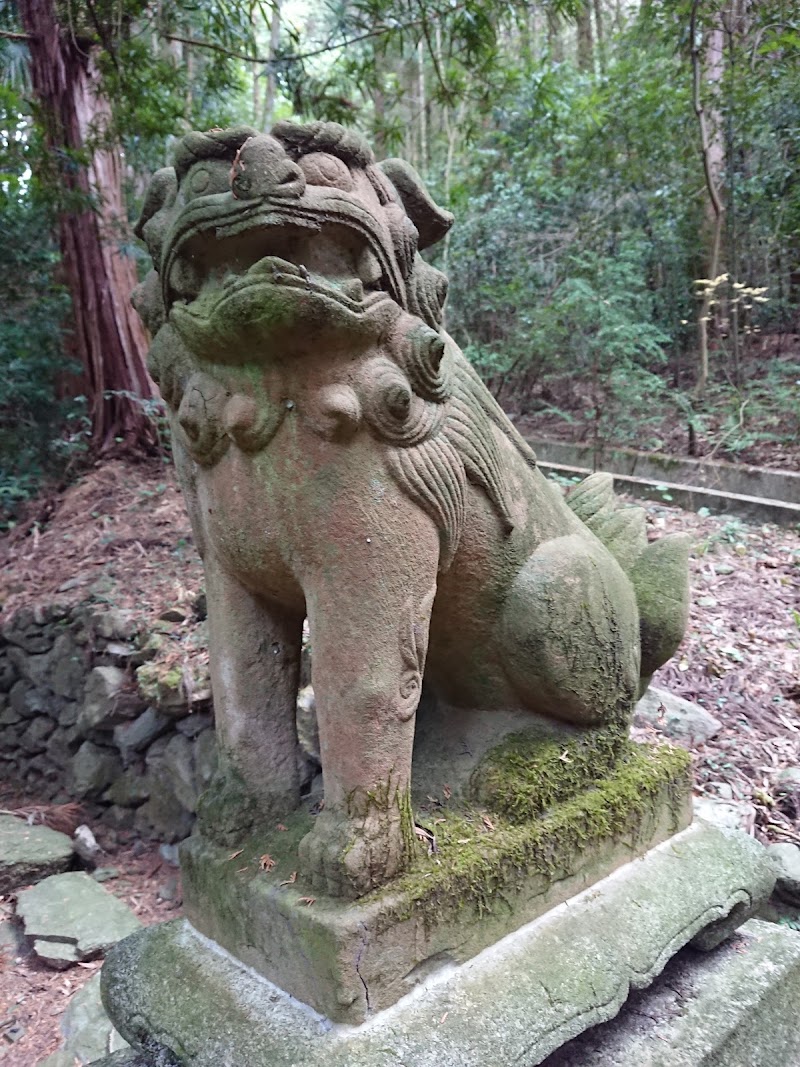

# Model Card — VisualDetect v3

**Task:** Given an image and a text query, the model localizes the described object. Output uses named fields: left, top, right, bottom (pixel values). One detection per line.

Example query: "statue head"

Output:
left=134, top=121, right=453, bottom=358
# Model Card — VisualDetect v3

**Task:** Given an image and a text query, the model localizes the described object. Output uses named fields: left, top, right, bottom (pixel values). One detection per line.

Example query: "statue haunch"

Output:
left=134, top=121, right=690, bottom=899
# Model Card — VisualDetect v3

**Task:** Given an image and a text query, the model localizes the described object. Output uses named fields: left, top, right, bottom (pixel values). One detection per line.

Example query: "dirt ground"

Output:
left=0, top=833, right=182, bottom=1065
left=0, top=456, right=798, bottom=1063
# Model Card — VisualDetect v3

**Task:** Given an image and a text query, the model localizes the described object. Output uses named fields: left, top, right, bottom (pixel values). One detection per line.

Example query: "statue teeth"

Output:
left=248, top=255, right=300, bottom=277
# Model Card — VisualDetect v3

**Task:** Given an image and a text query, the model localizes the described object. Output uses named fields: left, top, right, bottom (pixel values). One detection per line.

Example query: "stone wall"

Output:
left=0, top=602, right=217, bottom=843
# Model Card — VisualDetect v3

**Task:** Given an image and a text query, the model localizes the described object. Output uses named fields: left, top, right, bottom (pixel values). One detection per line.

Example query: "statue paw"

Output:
left=298, top=809, right=407, bottom=899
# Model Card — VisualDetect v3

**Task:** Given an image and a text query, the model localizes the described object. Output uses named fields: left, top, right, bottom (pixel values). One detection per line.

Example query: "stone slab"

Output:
left=543, top=918, right=800, bottom=1066
left=100, top=821, right=775, bottom=1067
left=535, top=459, right=800, bottom=527
left=180, top=743, right=693, bottom=1023
left=634, top=686, right=721, bottom=745
left=17, top=872, right=142, bottom=966
left=0, top=814, right=74, bottom=893
left=37, top=972, right=129, bottom=1066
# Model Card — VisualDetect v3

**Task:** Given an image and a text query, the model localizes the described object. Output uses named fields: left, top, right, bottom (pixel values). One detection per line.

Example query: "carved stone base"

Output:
left=179, top=742, right=692, bottom=1023
left=99, top=821, right=775, bottom=1066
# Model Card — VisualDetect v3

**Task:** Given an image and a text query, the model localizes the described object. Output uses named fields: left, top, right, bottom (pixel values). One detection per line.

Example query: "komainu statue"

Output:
left=134, top=122, right=690, bottom=899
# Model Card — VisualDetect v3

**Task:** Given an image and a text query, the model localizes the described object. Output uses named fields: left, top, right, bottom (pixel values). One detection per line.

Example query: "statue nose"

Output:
left=231, top=135, right=306, bottom=200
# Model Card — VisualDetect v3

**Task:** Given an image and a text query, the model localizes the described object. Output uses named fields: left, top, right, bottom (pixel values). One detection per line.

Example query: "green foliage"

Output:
left=0, top=198, right=75, bottom=524
left=1, top=0, right=799, bottom=492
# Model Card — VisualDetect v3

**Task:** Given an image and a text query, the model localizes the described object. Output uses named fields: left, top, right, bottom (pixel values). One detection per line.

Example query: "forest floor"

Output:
left=0, top=455, right=798, bottom=1063
left=508, top=337, right=800, bottom=470
left=0, top=836, right=182, bottom=1065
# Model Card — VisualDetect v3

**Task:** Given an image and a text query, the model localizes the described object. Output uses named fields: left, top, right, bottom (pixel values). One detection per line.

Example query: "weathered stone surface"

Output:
left=0, top=897, right=25, bottom=956
left=80, top=1053, right=151, bottom=1067
left=68, top=741, right=122, bottom=798
left=46, top=724, right=80, bottom=768
left=58, top=700, right=79, bottom=727
left=175, top=711, right=213, bottom=738
left=50, top=632, right=86, bottom=699
left=102, top=821, right=775, bottom=1066
left=634, top=685, right=721, bottom=744
left=0, top=654, right=18, bottom=692
left=9, top=680, right=50, bottom=718
left=113, top=707, right=171, bottom=760
left=2, top=609, right=54, bottom=653
left=544, top=920, right=800, bottom=1067
left=694, top=795, right=756, bottom=833
left=182, top=745, right=695, bottom=1024
left=37, top=972, right=129, bottom=1066
left=131, top=122, right=691, bottom=899
left=134, top=792, right=194, bottom=843
left=776, top=766, right=800, bottom=792
left=105, top=768, right=150, bottom=808
left=92, top=609, right=138, bottom=642
left=16, top=872, right=141, bottom=967
left=7, top=645, right=51, bottom=687
left=768, top=842, right=800, bottom=905
left=19, top=715, right=56, bottom=753
left=78, top=667, right=143, bottom=736
left=33, top=938, right=80, bottom=970
left=0, top=702, right=22, bottom=725
left=192, top=729, right=217, bottom=791
left=0, top=814, right=74, bottom=893
left=162, top=734, right=201, bottom=813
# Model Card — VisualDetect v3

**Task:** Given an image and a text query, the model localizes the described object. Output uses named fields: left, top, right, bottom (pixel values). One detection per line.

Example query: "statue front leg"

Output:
left=298, top=524, right=439, bottom=899
left=197, top=551, right=304, bottom=844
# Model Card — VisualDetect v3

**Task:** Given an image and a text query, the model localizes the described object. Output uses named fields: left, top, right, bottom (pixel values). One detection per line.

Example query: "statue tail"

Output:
left=567, top=473, right=690, bottom=692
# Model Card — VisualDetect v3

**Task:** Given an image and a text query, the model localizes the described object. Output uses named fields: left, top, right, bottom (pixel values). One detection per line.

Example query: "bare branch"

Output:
left=0, top=29, right=32, bottom=41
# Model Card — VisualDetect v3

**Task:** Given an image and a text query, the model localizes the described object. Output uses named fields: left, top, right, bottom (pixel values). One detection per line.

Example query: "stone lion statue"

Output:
left=133, top=121, right=689, bottom=899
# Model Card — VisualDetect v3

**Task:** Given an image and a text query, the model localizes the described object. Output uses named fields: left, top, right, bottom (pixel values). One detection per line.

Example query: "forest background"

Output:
left=0, top=0, right=798, bottom=524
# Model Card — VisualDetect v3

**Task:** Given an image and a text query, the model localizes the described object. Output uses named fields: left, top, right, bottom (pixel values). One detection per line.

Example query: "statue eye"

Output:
left=186, top=163, right=231, bottom=198
left=189, top=167, right=210, bottom=194
left=299, top=152, right=353, bottom=191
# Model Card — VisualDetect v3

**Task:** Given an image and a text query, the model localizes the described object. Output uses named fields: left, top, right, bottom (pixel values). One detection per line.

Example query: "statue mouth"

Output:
left=162, top=193, right=405, bottom=320
left=213, top=245, right=389, bottom=316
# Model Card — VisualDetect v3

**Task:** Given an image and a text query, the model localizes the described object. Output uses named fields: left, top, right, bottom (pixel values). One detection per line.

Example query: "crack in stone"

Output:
left=355, top=922, right=372, bottom=1014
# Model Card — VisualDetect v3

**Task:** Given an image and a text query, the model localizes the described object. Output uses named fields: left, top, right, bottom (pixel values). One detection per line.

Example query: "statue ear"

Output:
left=379, top=158, right=454, bottom=250
left=134, top=167, right=178, bottom=266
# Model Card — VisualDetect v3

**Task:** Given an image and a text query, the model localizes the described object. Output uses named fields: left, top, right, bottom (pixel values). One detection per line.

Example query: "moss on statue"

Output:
left=196, top=764, right=259, bottom=846
left=470, top=719, right=630, bottom=823
left=187, top=740, right=691, bottom=933
left=377, top=741, right=691, bottom=928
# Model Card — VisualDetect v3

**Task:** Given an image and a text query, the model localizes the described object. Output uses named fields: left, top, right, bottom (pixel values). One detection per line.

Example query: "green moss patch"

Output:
left=471, top=721, right=629, bottom=823
left=185, top=742, right=691, bottom=955
left=376, top=741, right=691, bottom=928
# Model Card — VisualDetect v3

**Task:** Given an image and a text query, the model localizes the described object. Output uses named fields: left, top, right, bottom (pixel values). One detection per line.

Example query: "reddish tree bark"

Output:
left=18, top=0, right=156, bottom=451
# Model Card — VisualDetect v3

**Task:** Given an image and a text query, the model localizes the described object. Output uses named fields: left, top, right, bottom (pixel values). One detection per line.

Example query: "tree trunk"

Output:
left=261, top=0, right=281, bottom=130
left=690, top=0, right=726, bottom=397
left=547, top=10, right=564, bottom=62
left=577, top=2, right=594, bottom=72
left=593, top=0, right=606, bottom=74
left=417, top=40, right=428, bottom=173
left=19, top=0, right=156, bottom=452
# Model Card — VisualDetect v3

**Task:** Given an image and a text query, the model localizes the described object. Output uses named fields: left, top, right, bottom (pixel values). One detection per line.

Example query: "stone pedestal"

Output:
left=99, top=820, right=775, bottom=1067
left=180, top=741, right=692, bottom=1023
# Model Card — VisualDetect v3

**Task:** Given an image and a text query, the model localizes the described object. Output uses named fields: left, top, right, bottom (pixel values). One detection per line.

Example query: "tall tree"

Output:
left=17, top=0, right=156, bottom=451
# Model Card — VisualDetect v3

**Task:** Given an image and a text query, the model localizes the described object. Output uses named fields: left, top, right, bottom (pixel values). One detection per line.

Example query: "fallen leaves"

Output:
left=259, top=854, right=276, bottom=873
left=414, top=824, right=438, bottom=855
left=279, top=872, right=297, bottom=887
left=298, top=896, right=316, bottom=907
